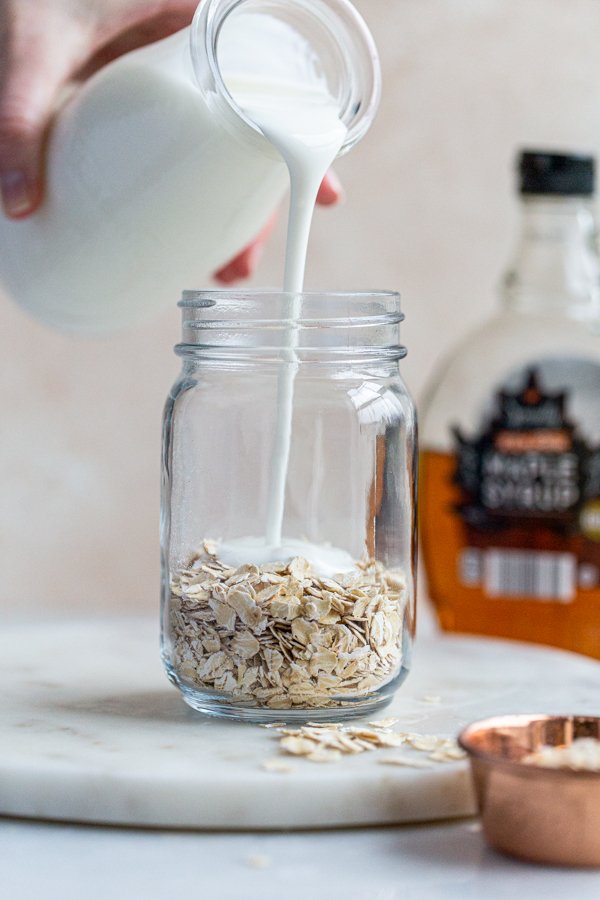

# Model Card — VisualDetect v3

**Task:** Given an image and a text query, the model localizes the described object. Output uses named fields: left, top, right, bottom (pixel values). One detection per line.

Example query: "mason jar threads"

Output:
left=161, top=291, right=417, bottom=721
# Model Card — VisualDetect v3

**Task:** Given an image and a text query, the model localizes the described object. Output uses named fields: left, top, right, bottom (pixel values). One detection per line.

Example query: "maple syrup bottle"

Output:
left=421, top=149, right=600, bottom=657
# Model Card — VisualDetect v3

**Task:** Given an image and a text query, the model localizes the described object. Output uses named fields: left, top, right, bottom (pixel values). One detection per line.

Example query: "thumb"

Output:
left=0, top=11, right=86, bottom=218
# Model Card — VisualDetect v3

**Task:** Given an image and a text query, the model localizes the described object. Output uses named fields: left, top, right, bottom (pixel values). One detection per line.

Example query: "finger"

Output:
left=213, top=245, right=263, bottom=285
left=0, top=10, right=88, bottom=218
left=213, top=214, right=277, bottom=284
left=316, top=169, right=343, bottom=206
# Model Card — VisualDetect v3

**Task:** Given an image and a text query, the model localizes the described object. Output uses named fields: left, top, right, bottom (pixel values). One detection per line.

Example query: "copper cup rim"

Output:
left=458, top=713, right=600, bottom=779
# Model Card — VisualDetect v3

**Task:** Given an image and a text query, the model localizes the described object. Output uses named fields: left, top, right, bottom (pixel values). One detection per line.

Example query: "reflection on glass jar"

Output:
left=161, top=291, right=417, bottom=721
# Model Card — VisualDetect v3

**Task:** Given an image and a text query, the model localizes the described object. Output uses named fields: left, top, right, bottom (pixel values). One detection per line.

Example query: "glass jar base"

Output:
left=170, top=666, right=410, bottom=724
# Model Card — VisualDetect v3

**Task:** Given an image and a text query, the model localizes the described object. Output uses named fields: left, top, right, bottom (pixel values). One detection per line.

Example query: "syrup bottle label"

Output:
left=450, top=360, right=600, bottom=602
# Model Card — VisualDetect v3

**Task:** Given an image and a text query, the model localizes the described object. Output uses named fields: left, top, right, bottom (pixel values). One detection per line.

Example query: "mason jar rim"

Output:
left=176, top=290, right=406, bottom=361
left=179, top=289, right=402, bottom=317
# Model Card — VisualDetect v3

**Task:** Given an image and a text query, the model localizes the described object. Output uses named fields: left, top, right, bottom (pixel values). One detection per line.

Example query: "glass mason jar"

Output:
left=161, top=291, right=416, bottom=722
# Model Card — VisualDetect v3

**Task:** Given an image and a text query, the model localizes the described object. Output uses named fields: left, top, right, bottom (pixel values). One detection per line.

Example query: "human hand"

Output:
left=0, top=0, right=342, bottom=283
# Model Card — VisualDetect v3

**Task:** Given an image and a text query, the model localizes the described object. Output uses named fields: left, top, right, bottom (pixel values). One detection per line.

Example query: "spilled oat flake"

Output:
left=261, top=758, right=295, bottom=774
left=244, top=854, right=272, bottom=869
left=269, top=720, right=467, bottom=766
left=169, top=541, right=407, bottom=709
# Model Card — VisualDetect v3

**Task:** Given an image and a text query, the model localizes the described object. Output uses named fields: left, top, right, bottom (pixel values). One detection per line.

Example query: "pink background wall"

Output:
left=2, top=0, right=600, bottom=616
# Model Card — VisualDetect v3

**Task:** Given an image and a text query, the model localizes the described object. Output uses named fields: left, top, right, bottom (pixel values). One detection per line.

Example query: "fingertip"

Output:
left=214, top=261, right=241, bottom=285
left=0, top=170, right=40, bottom=219
left=316, top=170, right=344, bottom=206
left=213, top=240, right=265, bottom=284
left=213, top=256, right=253, bottom=284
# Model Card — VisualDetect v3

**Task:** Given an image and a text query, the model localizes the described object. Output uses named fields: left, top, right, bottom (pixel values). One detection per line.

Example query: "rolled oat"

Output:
left=169, top=542, right=406, bottom=709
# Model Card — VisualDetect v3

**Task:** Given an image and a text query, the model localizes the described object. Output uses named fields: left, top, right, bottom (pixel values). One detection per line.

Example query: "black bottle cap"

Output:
left=519, top=150, right=595, bottom=197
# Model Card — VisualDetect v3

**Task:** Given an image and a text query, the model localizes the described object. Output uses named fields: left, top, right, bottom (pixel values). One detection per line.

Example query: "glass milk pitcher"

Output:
left=161, top=291, right=417, bottom=722
left=0, top=0, right=380, bottom=333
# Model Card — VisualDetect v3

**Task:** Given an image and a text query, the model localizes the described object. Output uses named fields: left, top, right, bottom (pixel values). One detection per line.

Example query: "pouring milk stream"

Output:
left=216, top=5, right=357, bottom=575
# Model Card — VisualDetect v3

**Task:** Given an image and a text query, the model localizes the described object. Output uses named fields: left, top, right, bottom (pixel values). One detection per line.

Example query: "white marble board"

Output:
left=2, top=618, right=600, bottom=830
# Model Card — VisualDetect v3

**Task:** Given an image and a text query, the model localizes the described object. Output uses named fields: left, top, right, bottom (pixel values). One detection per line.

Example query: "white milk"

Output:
left=228, top=80, right=347, bottom=550
left=218, top=536, right=355, bottom=578
left=219, top=23, right=352, bottom=575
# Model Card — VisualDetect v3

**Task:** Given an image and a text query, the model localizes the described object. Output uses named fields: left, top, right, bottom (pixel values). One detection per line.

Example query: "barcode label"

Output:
left=483, top=549, right=576, bottom=602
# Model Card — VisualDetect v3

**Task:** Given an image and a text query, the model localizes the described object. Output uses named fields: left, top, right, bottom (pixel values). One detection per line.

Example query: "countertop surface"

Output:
left=5, top=607, right=600, bottom=896
left=5, top=618, right=600, bottom=831
left=3, top=816, right=600, bottom=899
